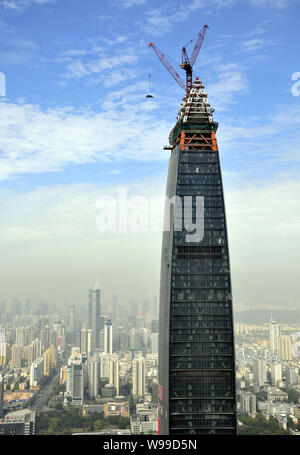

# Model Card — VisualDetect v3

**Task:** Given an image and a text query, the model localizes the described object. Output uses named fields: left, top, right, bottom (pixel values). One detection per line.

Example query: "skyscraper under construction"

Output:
left=158, top=79, right=236, bottom=434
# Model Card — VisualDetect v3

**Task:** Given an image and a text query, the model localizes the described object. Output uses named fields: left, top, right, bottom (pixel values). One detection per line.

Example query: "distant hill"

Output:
left=233, top=309, right=300, bottom=325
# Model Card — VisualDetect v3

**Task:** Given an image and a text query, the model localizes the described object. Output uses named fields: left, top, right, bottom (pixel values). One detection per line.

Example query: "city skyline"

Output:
left=0, top=0, right=299, bottom=310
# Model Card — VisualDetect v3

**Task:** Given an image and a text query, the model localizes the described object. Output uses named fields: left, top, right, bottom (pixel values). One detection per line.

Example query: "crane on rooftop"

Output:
left=149, top=24, right=208, bottom=94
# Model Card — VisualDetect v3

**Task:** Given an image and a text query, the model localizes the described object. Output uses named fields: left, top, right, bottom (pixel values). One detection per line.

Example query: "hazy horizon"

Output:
left=0, top=0, right=299, bottom=311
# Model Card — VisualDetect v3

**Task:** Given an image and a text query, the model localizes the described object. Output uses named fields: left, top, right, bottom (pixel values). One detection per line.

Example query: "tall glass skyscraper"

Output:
left=158, top=79, right=236, bottom=435
left=88, top=287, right=101, bottom=351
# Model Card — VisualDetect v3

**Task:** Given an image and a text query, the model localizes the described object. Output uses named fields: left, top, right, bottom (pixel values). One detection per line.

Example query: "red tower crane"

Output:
left=149, top=25, right=208, bottom=94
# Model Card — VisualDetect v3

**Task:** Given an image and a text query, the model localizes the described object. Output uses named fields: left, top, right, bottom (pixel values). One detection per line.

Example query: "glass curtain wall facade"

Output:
left=88, top=288, right=101, bottom=351
left=158, top=79, right=236, bottom=435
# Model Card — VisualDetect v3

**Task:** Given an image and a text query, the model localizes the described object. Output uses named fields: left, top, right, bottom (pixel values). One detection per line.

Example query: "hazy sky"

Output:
left=0, top=0, right=300, bottom=311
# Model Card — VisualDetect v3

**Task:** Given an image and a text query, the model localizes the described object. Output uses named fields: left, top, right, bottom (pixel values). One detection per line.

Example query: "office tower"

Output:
left=240, top=392, right=256, bottom=415
left=88, top=287, right=101, bottom=351
left=278, top=335, right=292, bottom=360
left=57, top=335, right=65, bottom=352
left=0, top=341, right=8, bottom=367
left=49, top=328, right=57, bottom=348
left=66, top=355, right=85, bottom=406
left=104, top=318, right=113, bottom=355
left=16, top=327, right=29, bottom=347
left=23, top=344, right=35, bottom=366
left=130, top=328, right=147, bottom=350
left=88, top=356, right=100, bottom=399
left=80, top=328, right=92, bottom=356
left=253, top=358, right=267, bottom=387
left=109, top=356, right=120, bottom=395
left=158, top=79, right=236, bottom=434
left=114, top=328, right=130, bottom=351
left=271, top=362, right=282, bottom=385
left=269, top=318, right=281, bottom=355
left=68, top=305, right=76, bottom=332
left=132, top=357, right=146, bottom=397
left=0, top=375, right=3, bottom=418
left=39, top=328, right=49, bottom=352
left=32, top=338, right=42, bottom=359
left=285, top=367, right=297, bottom=386
left=30, top=357, right=44, bottom=387
left=11, top=344, right=22, bottom=369
left=99, top=352, right=110, bottom=379
left=43, top=345, right=55, bottom=376
left=292, top=332, right=300, bottom=356
left=0, top=410, right=36, bottom=435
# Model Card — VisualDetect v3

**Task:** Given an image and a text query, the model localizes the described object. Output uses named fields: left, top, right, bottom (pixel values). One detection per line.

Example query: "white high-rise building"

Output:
left=88, top=356, right=100, bottom=399
left=11, top=344, right=22, bottom=369
left=16, top=327, right=29, bottom=347
left=240, top=392, right=256, bottom=415
left=80, top=328, right=92, bottom=356
left=278, top=335, right=292, bottom=360
left=285, top=367, right=297, bottom=386
left=253, top=358, right=267, bottom=387
left=132, top=357, right=146, bottom=397
left=66, top=354, right=85, bottom=406
left=88, top=287, right=101, bottom=351
left=99, top=352, right=110, bottom=379
left=109, top=355, right=120, bottom=395
left=271, top=362, right=282, bottom=385
left=30, top=357, right=44, bottom=387
left=270, top=319, right=281, bottom=355
left=104, top=319, right=113, bottom=355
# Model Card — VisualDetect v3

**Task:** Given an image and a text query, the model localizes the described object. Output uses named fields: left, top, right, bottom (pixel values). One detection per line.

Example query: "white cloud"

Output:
left=240, top=38, right=269, bottom=52
left=206, top=64, right=248, bottom=111
left=0, top=0, right=55, bottom=13
left=61, top=47, right=138, bottom=80
left=115, top=0, right=147, bottom=8
left=249, top=0, right=291, bottom=7
left=143, top=0, right=292, bottom=37
left=0, top=37, right=39, bottom=65
left=0, top=96, right=170, bottom=181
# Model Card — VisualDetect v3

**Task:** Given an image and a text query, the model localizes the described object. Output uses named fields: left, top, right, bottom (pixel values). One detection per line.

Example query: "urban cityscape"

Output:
left=2, top=297, right=300, bottom=435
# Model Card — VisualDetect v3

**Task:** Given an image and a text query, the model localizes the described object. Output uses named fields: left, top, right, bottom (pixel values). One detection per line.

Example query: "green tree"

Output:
left=48, top=417, right=61, bottom=433
left=118, top=417, right=130, bottom=429
left=108, top=415, right=120, bottom=426
left=93, top=420, right=104, bottom=431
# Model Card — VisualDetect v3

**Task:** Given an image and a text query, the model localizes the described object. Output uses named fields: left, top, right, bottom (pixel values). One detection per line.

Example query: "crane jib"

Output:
left=149, top=24, right=209, bottom=93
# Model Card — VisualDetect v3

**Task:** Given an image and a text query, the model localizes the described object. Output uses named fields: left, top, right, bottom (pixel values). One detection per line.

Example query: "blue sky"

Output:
left=0, top=0, right=300, bottom=311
